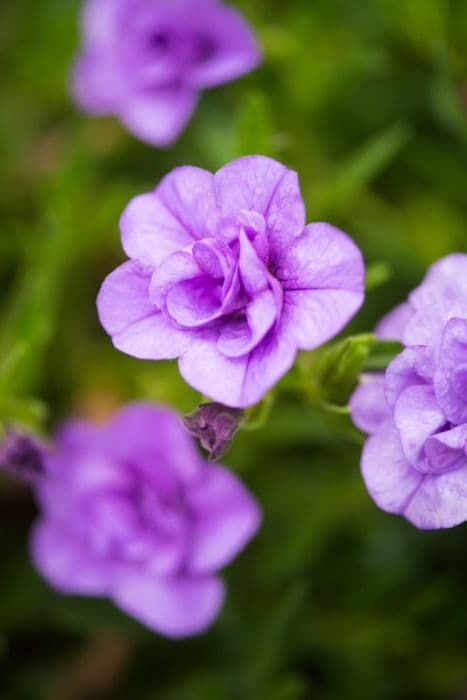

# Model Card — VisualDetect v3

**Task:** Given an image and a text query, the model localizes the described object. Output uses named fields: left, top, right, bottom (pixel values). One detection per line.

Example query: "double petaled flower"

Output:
left=30, top=403, right=260, bottom=637
left=98, top=156, right=365, bottom=407
left=73, top=0, right=261, bottom=146
left=351, top=254, right=467, bottom=529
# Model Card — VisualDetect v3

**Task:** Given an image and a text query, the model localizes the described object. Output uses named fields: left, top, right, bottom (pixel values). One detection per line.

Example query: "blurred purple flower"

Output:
left=97, top=156, right=365, bottom=407
left=0, top=430, right=46, bottom=484
left=351, top=254, right=467, bottom=529
left=72, top=0, right=261, bottom=146
left=31, top=402, right=261, bottom=638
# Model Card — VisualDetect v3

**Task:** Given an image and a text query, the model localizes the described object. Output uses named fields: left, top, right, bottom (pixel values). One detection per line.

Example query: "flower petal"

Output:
left=187, top=465, right=261, bottom=574
left=282, top=288, right=363, bottom=351
left=151, top=165, right=218, bottom=239
left=149, top=250, right=201, bottom=308
left=112, top=573, right=224, bottom=638
left=375, top=302, right=413, bottom=341
left=434, top=317, right=467, bottom=425
left=97, top=262, right=191, bottom=359
left=187, top=5, right=261, bottom=88
left=104, top=402, right=203, bottom=483
left=31, top=522, right=112, bottom=595
left=404, top=466, right=467, bottom=530
left=215, top=156, right=305, bottom=253
left=120, top=87, right=198, bottom=147
left=120, top=194, right=195, bottom=269
left=179, top=323, right=296, bottom=408
left=217, top=289, right=278, bottom=358
left=361, top=424, right=423, bottom=515
left=425, top=425, right=467, bottom=473
left=79, top=0, right=123, bottom=48
left=393, top=385, right=446, bottom=470
left=403, top=300, right=467, bottom=355
left=97, top=260, right=153, bottom=335
left=276, top=223, right=364, bottom=294
left=409, top=253, right=467, bottom=311
left=384, top=346, right=434, bottom=409
left=350, top=374, right=390, bottom=435
left=72, top=51, right=124, bottom=114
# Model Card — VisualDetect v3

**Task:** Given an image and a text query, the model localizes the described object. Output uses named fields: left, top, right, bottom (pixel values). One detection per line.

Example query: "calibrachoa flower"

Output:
left=73, top=0, right=261, bottom=146
left=97, top=156, right=365, bottom=407
left=351, top=254, right=467, bottom=529
left=24, top=403, right=260, bottom=637
left=183, top=402, right=244, bottom=460
left=0, top=430, right=46, bottom=484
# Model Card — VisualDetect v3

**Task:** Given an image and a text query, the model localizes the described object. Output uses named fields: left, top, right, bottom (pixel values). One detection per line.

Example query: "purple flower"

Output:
left=0, top=430, right=46, bottom=484
left=351, top=254, right=467, bottom=529
left=183, top=402, right=243, bottom=460
left=72, top=0, right=261, bottom=146
left=97, top=156, right=365, bottom=408
left=31, top=402, right=261, bottom=637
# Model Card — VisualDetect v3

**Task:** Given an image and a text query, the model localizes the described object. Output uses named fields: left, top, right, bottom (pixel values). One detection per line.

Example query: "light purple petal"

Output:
left=31, top=522, right=112, bottom=595
left=53, top=420, right=103, bottom=455
left=425, top=425, right=467, bottom=473
left=362, top=424, right=467, bottom=529
left=350, top=374, right=390, bottom=435
left=187, top=464, right=261, bottom=574
left=104, top=402, right=203, bottom=483
left=409, top=253, right=467, bottom=311
left=97, top=260, right=153, bottom=335
left=151, top=166, right=218, bottom=240
left=217, top=289, right=278, bottom=358
left=178, top=322, right=296, bottom=408
left=434, top=317, right=467, bottom=425
left=120, top=88, right=198, bottom=147
left=166, top=277, right=222, bottom=328
left=404, top=466, right=467, bottom=529
left=215, top=156, right=306, bottom=253
left=238, top=228, right=271, bottom=296
left=384, top=346, right=434, bottom=409
left=193, top=238, right=234, bottom=280
left=361, top=423, right=423, bottom=515
left=375, top=302, right=413, bottom=341
left=120, top=194, right=195, bottom=269
left=276, top=223, right=364, bottom=350
left=72, top=51, right=125, bottom=114
left=80, top=0, right=124, bottom=49
left=403, top=299, right=467, bottom=355
left=187, top=5, right=261, bottom=88
left=282, top=288, right=363, bottom=351
left=112, top=573, right=224, bottom=638
left=393, top=385, right=446, bottom=469
left=97, top=262, right=191, bottom=359
left=276, top=223, right=365, bottom=295
left=149, top=250, right=201, bottom=308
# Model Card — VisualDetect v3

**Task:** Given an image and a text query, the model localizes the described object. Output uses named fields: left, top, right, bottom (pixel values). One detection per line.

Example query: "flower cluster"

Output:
left=351, top=254, right=467, bottom=529
left=97, top=155, right=365, bottom=408
left=27, top=403, right=260, bottom=637
left=73, top=0, right=261, bottom=146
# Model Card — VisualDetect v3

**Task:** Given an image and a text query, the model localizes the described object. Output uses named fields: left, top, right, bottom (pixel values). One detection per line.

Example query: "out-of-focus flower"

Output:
left=97, top=156, right=365, bottom=408
left=0, top=430, right=46, bottom=484
left=72, top=0, right=261, bottom=146
left=183, top=402, right=243, bottom=460
left=31, top=402, right=261, bottom=637
left=351, top=254, right=467, bottom=529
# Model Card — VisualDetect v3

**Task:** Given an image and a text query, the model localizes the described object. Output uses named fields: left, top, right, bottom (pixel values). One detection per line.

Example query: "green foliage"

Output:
left=1, top=0, right=467, bottom=699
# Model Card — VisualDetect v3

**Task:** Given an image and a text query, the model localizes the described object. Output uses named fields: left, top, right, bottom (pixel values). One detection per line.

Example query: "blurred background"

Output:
left=1, top=0, right=467, bottom=698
